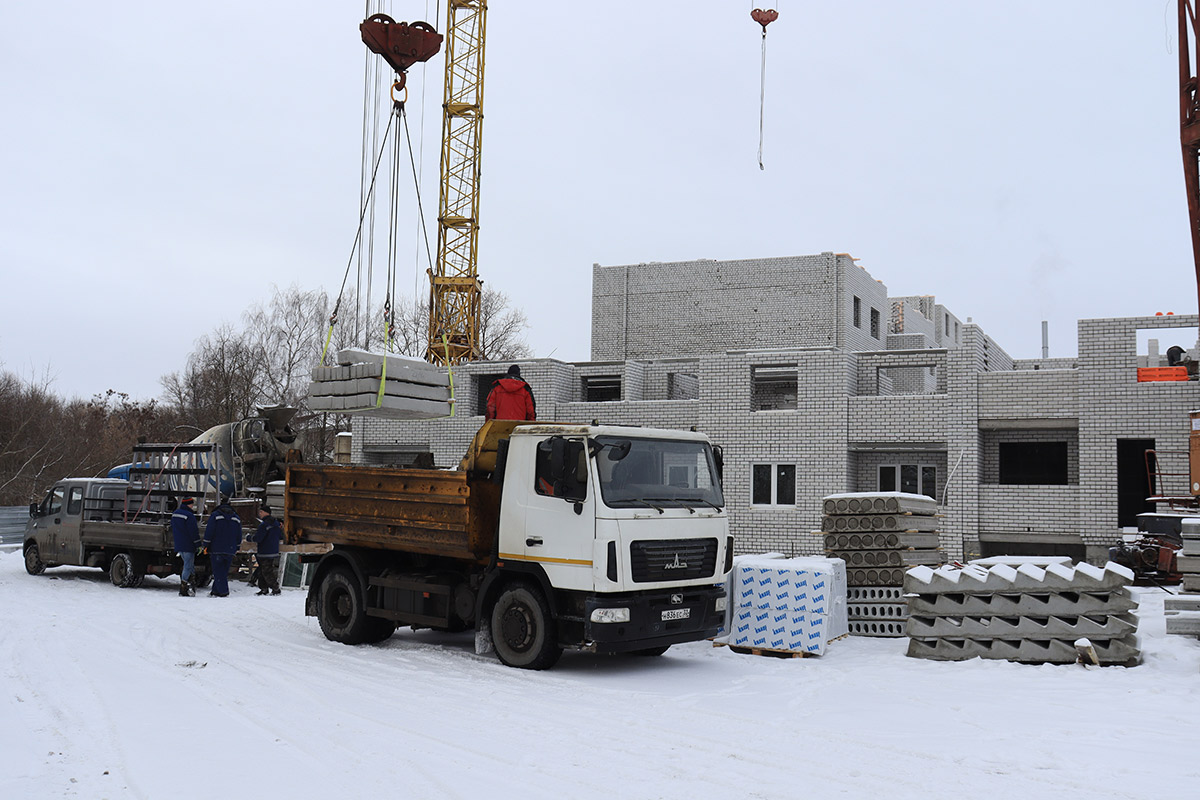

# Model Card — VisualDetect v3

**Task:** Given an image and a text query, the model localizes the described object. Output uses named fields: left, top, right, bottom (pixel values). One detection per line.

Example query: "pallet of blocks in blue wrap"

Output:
left=306, top=348, right=452, bottom=419
left=713, top=554, right=849, bottom=656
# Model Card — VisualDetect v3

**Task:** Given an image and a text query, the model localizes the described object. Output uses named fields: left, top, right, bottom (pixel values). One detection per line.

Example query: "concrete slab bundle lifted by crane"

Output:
left=306, top=348, right=451, bottom=419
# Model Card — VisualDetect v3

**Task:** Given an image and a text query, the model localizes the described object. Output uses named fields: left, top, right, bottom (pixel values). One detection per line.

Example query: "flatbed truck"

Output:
left=23, top=477, right=213, bottom=588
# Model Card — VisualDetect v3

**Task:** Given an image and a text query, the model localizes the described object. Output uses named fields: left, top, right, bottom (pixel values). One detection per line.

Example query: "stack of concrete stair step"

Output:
left=306, top=348, right=451, bottom=419
left=904, top=561, right=1141, bottom=666
left=1166, top=518, right=1200, bottom=636
left=822, top=492, right=944, bottom=636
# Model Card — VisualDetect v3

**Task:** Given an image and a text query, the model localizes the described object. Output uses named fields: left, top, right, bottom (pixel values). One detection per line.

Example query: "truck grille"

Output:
left=630, top=538, right=718, bottom=583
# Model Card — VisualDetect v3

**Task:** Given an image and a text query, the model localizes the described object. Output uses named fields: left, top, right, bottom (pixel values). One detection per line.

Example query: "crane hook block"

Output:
left=751, top=8, right=779, bottom=33
left=360, top=14, right=443, bottom=76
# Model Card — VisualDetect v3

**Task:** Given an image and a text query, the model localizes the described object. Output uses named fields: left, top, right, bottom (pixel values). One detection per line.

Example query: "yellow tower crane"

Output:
left=429, top=0, right=487, bottom=365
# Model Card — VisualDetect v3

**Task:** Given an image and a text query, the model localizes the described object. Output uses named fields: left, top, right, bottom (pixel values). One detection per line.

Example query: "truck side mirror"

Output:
left=712, top=445, right=724, bottom=485
left=548, top=436, right=565, bottom=478
left=29, top=502, right=38, bottom=518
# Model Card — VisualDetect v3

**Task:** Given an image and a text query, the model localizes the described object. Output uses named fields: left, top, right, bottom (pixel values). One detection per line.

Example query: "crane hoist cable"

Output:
left=322, top=13, right=442, bottom=368
left=321, top=107, right=398, bottom=367
left=751, top=8, right=779, bottom=170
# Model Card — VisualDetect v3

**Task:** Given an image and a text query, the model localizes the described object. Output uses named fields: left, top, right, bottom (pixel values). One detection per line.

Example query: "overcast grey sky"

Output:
left=1, top=1, right=1195, bottom=401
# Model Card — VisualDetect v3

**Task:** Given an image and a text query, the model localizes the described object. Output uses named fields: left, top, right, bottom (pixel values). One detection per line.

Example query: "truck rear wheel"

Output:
left=490, top=583, right=562, bottom=670
left=109, top=553, right=143, bottom=588
left=24, top=543, right=45, bottom=575
left=317, top=566, right=394, bottom=645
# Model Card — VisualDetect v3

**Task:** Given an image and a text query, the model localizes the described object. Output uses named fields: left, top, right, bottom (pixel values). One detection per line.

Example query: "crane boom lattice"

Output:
left=429, top=0, right=486, bottom=365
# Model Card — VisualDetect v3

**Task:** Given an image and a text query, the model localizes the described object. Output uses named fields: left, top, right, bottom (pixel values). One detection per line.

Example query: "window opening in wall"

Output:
left=998, top=442, right=1068, bottom=485
left=1116, top=438, right=1156, bottom=527
left=878, top=464, right=936, bottom=499
left=870, top=308, right=880, bottom=339
left=751, top=365, right=797, bottom=411
left=752, top=463, right=796, bottom=506
left=667, top=372, right=699, bottom=400
left=876, top=365, right=939, bottom=396
left=944, top=313, right=949, bottom=336
left=853, top=296, right=861, bottom=328
left=582, top=375, right=622, bottom=402
left=475, top=373, right=508, bottom=415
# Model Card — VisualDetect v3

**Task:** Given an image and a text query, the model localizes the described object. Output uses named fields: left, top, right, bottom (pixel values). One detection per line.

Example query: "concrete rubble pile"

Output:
left=821, top=492, right=945, bottom=637
left=716, top=555, right=849, bottom=656
left=1165, top=518, right=1200, bottom=638
left=904, top=561, right=1142, bottom=665
left=306, top=348, right=452, bottom=419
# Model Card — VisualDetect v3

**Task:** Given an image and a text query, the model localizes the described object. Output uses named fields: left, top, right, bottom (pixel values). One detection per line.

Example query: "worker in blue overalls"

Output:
left=170, top=497, right=202, bottom=597
left=202, top=497, right=242, bottom=597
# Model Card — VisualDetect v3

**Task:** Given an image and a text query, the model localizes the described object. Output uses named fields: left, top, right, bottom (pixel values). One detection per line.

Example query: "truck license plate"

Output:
left=661, top=608, right=690, bottom=621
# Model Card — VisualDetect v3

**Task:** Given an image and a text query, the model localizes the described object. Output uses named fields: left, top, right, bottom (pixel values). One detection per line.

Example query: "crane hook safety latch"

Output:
left=360, top=14, right=443, bottom=76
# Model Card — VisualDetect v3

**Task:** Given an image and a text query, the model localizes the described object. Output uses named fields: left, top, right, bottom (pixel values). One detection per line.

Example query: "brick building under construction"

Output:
left=353, top=252, right=1200, bottom=564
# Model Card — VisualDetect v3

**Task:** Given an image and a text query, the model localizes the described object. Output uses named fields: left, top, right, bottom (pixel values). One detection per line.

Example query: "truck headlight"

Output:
left=715, top=596, right=727, bottom=612
left=590, top=607, right=630, bottom=623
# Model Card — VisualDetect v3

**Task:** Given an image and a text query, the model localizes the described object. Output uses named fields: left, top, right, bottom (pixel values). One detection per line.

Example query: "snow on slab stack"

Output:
left=306, top=348, right=451, bottom=419
left=821, top=492, right=944, bottom=637
left=716, top=555, right=848, bottom=656
left=903, top=561, right=1142, bottom=666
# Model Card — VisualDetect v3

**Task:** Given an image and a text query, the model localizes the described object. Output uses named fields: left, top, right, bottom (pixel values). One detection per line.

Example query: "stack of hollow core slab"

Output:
left=904, top=561, right=1141, bottom=666
left=821, top=492, right=944, bottom=637
left=306, top=348, right=451, bottom=419
left=1165, top=518, right=1200, bottom=638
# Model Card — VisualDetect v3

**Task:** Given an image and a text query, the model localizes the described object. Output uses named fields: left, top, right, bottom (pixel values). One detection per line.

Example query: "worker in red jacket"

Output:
left=486, top=365, right=536, bottom=421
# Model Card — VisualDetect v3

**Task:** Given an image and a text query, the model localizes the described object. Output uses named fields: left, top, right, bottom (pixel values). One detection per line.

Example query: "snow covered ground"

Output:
left=1, top=550, right=1197, bottom=800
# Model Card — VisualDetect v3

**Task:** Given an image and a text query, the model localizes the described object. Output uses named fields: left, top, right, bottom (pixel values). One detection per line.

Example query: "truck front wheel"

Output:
left=24, top=543, right=45, bottom=575
left=109, top=553, right=144, bottom=588
left=317, top=566, right=394, bottom=645
left=490, top=583, right=562, bottom=670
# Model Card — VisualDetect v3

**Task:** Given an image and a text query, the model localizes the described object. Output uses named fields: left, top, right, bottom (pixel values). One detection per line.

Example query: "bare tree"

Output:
left=160, top=324, right=263, bottom=431
left=0, top=368, right=183, bottom=505
left=390, top=287, right=531, bottom=361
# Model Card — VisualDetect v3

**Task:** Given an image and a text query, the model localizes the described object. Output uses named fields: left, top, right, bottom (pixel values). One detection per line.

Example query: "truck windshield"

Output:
left=593, top=436, right=724, bottom=510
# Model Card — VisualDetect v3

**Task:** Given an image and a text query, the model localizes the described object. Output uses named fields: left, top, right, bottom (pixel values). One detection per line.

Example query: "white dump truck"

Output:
left=288, top=420, right=733, bottom=669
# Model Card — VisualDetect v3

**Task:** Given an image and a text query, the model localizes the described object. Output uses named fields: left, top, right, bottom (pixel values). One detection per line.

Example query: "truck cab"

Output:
left=25, top=478, right=129, bottom=569
left=493, top=424, right=731, bottom=656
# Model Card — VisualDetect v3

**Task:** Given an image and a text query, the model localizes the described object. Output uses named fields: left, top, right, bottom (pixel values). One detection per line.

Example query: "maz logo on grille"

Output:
left=630, top=538, right=718, bottom=583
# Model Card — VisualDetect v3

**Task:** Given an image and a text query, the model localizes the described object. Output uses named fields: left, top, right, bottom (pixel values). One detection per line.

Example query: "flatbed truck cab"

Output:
left=291, top=421, right=733, bottom=669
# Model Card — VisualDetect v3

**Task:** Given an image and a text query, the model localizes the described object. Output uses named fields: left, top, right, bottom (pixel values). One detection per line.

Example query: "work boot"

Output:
left=179, top=579, right=190, bottom=597
left=270, top=588, right=280, bottom=595
left=255, top=589, right=268, bottom=596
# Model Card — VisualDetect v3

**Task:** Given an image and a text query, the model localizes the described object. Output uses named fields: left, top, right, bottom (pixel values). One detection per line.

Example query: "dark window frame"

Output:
left=751, top=462, right=797, bottom=506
